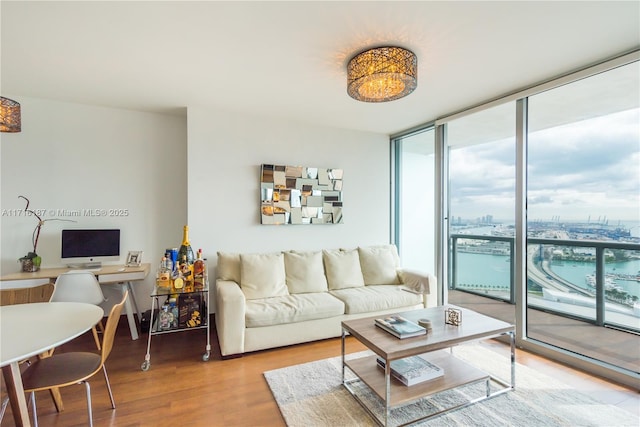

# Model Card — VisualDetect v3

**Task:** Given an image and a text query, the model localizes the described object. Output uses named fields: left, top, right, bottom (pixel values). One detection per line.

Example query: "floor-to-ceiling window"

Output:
left=393, top=128, right=435, bottom=273
left=393, top=51, right=639, bottom=387
left=446, top=103, right=516, bottom=305
left=526, top=61, right=640, bottom=372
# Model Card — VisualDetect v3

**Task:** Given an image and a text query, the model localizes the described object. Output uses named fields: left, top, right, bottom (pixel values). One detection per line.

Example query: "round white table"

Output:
left=0, top=302, right=103, bottom=427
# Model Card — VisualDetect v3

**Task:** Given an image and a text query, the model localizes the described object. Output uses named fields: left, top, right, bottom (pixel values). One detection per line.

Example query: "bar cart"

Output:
left=141, top=283, right=210, bottom=371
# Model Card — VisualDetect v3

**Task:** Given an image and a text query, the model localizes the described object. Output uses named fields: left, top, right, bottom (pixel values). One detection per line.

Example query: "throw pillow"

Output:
left=216, top=251, right=241, bottom=283
left=283, top=251, right=328, bottom=293
left=323, top=248, right=365, bottom=290
left=240, top=252, right=289, bottom=300
left=358, top=245, right=401, bottom=285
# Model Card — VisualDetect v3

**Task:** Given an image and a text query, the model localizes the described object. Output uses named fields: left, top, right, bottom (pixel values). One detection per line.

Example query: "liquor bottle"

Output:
left=157, top=256, right=171, bottom=289
left=168, top=297, right=178, bottom=328
left=163, top=252, right=173, bottom=273
left=193, top=249, right=206, bottom=290
left=167, top=248, right=178, bottom=272
left=177, top=225, right=195, bottom=265
left=172, top=259, right=184, bottom=291
left=181, top=255, right=194, bottom=292
left=159, top=305, right=172, bottom=331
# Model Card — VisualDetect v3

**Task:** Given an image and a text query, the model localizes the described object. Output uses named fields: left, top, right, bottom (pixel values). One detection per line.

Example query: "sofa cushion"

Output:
left=284, top=251, right=328, bottom=294
left=323, top=248, right=365, bottom=290
left=217, top=251, right=241, bottom=283
left=330, top=285, right=421, bottom=314
left=240, top=252, right=289, bottom=300
left=245, top=293, right=345, bottom=327
left=358, top=245, right=402, bottom=285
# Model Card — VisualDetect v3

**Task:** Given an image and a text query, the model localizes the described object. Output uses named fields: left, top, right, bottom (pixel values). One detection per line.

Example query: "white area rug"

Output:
left=264, top=344, right=639, bottom=427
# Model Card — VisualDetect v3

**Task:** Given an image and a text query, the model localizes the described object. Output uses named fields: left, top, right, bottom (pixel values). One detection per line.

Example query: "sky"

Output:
left=449, top=108, right=640, bottom=225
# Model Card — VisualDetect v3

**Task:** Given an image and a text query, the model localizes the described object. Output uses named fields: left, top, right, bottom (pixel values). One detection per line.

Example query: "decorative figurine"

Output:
left=445, top=307, right=462, bottom=326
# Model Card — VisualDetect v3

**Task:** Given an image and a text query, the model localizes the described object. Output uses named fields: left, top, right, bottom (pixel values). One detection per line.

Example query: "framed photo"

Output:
left=126, top=251, right=143, bottom=267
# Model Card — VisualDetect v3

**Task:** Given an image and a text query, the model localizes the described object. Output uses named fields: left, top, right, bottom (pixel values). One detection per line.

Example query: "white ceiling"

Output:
left=1, top=1, right=639, bottom=135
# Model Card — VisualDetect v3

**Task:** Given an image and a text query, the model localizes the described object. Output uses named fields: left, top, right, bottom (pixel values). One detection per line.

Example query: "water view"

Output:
left=451, top=219, right=640, bottom=330
left=456, top=252, right=640, bottom=301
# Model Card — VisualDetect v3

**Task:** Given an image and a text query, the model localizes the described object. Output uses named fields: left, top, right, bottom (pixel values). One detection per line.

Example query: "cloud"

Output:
left=449, top=108, right=639, bottom=221
left=528, top=195, right=553, bottom=204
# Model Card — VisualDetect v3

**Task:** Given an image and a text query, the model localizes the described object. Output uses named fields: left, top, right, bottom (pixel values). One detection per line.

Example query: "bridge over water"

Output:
left=527, top=246, right=594, bottom=297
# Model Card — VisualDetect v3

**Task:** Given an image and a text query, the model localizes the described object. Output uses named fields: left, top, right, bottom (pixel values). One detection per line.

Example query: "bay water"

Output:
left=456, top=252, right=640, bottom=299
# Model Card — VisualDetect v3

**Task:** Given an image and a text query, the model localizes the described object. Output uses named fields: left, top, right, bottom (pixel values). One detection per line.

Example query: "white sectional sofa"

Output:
left=215, top=245, right=436, bottom=357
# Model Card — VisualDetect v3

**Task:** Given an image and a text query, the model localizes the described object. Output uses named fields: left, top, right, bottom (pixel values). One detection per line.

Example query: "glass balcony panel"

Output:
left=451, top=237, right=512, bottom=301
left=604, top=249, right=640, bottom=331
left=526, top=243, right=597, bottom=321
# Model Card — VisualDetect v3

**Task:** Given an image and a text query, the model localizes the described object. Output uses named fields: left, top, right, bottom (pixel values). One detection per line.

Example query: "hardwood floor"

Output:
left=448, top=289, right=640, bottom=373
left=2, top=316, right=638, bottom=427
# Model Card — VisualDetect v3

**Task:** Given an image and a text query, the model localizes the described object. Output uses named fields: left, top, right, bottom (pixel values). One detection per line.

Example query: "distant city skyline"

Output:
left=450, top=215, right=639, bottom=228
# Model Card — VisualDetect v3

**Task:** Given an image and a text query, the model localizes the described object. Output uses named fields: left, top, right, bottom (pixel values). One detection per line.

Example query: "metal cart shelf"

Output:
left=141, top=285, right=210, bottom=371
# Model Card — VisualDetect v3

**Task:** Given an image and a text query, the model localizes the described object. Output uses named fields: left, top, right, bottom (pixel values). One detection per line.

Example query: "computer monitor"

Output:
left=61, top=229, right=121, bottom=269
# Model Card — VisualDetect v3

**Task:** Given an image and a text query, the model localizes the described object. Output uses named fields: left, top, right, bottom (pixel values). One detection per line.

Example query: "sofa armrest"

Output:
left=397, top=269, right=438, bottom=308
left=215, top=279, right=246, bottom=356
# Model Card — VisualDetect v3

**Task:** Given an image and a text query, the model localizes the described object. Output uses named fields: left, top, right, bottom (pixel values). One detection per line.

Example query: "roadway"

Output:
left=527, top=245, right=593, bottom=297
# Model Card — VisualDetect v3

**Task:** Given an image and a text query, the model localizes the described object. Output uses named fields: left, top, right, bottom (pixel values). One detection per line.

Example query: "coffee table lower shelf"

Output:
left=343, top=350, right=511, bottom=427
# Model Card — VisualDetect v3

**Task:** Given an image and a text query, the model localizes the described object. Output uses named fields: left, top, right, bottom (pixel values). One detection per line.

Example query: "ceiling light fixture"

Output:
left=0, top=97, right=21, bottom=133
left=347, top=46, right=417, bottom=103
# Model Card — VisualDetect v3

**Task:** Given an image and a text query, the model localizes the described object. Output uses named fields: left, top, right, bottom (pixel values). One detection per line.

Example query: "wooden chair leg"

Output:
left=39, top=349, right=55, bottom=358
left=34, top=352, right=64, bottom=412
left=91, top=326, right=101, bottom=351
left=49, top=387, right=64, bottom=412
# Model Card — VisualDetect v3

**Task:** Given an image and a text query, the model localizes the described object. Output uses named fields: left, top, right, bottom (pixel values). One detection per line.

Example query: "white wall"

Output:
left=187, top=107, right=392, bottom=280
left=0, top=96, right=187, bottom=310
left=1, top=100, right=393, bottom=315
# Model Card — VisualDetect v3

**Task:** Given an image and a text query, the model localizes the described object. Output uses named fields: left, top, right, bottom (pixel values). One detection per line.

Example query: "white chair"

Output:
left=50, top=271, right=106, bottom=350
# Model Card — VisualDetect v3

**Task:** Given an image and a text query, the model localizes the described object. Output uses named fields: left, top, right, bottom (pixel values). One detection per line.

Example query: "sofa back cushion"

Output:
left=358, top=245, right=401, bottom=285
left=217, top=251, right=241, bottom=283
left=284, top=251, right=328, bottom=294
left=323, top=248, right=365, bottom=290
left=240, top=252, right=289, bottom=300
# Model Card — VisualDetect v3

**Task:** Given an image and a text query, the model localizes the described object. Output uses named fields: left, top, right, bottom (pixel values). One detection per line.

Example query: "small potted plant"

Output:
left=18, top=196, right=44, bottom=272
left=17, top=196, right=74, bottom=272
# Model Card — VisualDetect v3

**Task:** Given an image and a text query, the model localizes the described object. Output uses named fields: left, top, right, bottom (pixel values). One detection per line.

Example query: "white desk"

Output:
left=0, top=263, right=149, bottom=340
left=0, top=302, right=103, bottom=427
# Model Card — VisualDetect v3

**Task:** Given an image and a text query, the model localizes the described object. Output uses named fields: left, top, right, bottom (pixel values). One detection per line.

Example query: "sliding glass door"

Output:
left=393, top=53, right=639, bottom=384
left=526, top=61, right=640, bottom=371
left=446, top=103, right=516, bottom=310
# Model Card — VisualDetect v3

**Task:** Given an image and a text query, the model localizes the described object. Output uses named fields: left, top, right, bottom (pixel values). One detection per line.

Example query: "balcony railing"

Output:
left=450, top=234, right=640, bottom=333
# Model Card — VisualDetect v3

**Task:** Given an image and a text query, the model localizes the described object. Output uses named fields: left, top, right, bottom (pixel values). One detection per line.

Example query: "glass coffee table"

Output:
left=341, top=305, right=515, bottom=426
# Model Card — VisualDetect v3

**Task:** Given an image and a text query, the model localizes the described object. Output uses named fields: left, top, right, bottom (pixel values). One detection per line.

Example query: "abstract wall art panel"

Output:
left=260, top=164, right=343, bottom=225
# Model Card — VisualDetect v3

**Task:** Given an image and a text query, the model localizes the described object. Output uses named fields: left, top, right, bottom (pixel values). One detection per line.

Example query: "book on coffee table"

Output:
left=374, top=315, right=426, bottom=339
left=376, top=355, right=444, bottom=386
